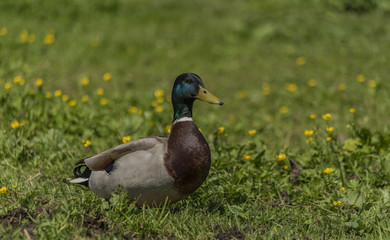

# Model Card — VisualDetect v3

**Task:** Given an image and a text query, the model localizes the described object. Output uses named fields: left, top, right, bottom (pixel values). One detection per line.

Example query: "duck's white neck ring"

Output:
left=172, top=117, right=193, bottom=124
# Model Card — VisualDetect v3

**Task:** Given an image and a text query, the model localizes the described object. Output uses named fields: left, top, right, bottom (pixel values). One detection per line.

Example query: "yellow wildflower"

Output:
left=100, top=98, right=108, bottom=106
left=305, top=137, right=314, bottom=144
left=322, top=113, right=332, bottom=121
left=103, top=72, right=112, bottom=81
left=349, top=108, right=356, bottom=114
left=308, top=79, right=317, bottom=87
left=84, top=140, right=91, bottom=147
left=20, top=30, right=29, bottom=43
left=122, top=136, right=131, bottom=143
left=262, top=83, right=271, bottom=95
left=81, top=77, right=90, bottom=86
left=0, top=186, right=7, bottom=194
left=45, top=92, right=52, bottom=98
left=285, top=83, right=298, bottom=92
left=12, top=184, right=17, bottom=189
left=96, top=88, right=104, bottom=96
left=304, top=130, right=314, bottom=137
left=310, top=114, right=317, bottom=120
left=165, top=125, right=171, bottom=133
left=35, top=78, right=44, bottom=87
left=154, top=106, right=164, bottom=113
left=243, top=154, right=252, bottom=160
left=338, top=83, right=346, bottom=91
left=128, top=106, right=138, bottom=114
left=13, top=76, right=22, bottom=84
left=217, top=127, right=225, bottom=134
left=326, top=126, right=334, bottom=134
left=248, top=129, right=256, bottom=136
left=238, top=90, right=247, bottom=99
left=279, top=106, right=288, bottom=114
left=69, top=100, right=77, bottom=107
left=296, top=57, right=306, bottom=66
left=81, top=95, right=89, bottom=103
left=357, top=74, right=365, bottom=83
left=54, top=90, right=62, bottom=97
left=156, top=97, right=164, bottom=104
left=4, top=82, right=12, bottom=91
left=44, top=30, right=55, bottom=45
left=284, top=165, right=289, bottom=170
left=11, top=120, right=20, bottom=129
left=62, top=95, right=69, bottom=101
left=326, top=137, right=332, bottom=141
left=0, top=27, right=8, bottom=36
left=323, top=167, right=334, bottom=174
left=333, top=201, right=342, bottom=206
left=154, top=89, right=165, bottom=98
left=368, top=80, right=376, bottom=88
left=276, top=153, right=286, bottom=161
left=340, top=187, right=346, bottom=191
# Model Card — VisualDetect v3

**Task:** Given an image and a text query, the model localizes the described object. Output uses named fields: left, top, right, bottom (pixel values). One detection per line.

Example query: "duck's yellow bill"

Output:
left=197, top=86, right=224, bottom=105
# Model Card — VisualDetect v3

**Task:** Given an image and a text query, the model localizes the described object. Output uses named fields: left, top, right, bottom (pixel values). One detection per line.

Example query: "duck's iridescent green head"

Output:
left=171, top=73, right=223, bottom=121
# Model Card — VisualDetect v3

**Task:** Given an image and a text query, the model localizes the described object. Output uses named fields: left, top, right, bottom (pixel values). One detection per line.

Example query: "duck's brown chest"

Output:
left=164, top=120, right=211, bottom=195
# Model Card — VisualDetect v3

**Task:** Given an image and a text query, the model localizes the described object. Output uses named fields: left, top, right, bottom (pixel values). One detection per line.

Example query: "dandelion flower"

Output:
left=156, top=97, right=164, bottom=104
left=357, top=74, right=365, bottom=83
left=0, top=27, right=8, bottom=36
left=100, top=98, right=108, bottom=106
left=96, top=88, right=104, bottom=96
left=84, top=140, right=91, bottom=147
left=81, top=95, right=89, bottom=103
left=323, top=167, right=334, bottom=174
left=54, top=90, right=62, bottom=97
left=262, top=83, right=271, bottom=95
left=304, top=130, right=314, bottom=137
left=310, top=114, right=316, bottom=120
left=326, top=137, right=332, bottom=142
left=338, top=83, right=346, bottom=91
left=165, top=125, right=171, bottom=133
left=283, top=165, right=289, bottom=170
left=276, top=153, right=286, bottom=161
left=4, top=82, right=12, bottom=91
left=28, top=34, right=35, bottom=43
left=279, top=106, right=288, bottom=114
left=62, top=95, right=69, bottom=101
left=103, top=72, right=112, bottom=81
left=81, top=77, right=90, bottom=86
left=326, top=126, right=334, bottom=134
left=154, top=106, right=164, bottom=113
left=0, top=186, right=7, bottom=194
left=368, top=80, right=376, bottom=88
left=69, top=100, right=77, bottom=107
left=12, top=184, right=17, bottom=189
left=217, top=127, right=225, bottom=134
left=13, top=76, right=22, bottom=84
left=248, top=129, right=256, bottom=136
left=20, top=30, right=29, bottom=43
left=333, top=201, right=342, bottom=206
left=349, top=108, right=356, bottom=114
left=44, top=30, right=55, bottom=44
left=154, top=89, right=165, bottom=98
left=340, top=187, right=346, bottom=191
left=322, top=113, right=332, bottom=121
left=238, top=90, right=247, bottom=99
left=35, top=78, right=43, bottom=87
left=45, top=92, right=52, bottom=98
left=128, top=106, right=138, bottom=114
left=243, top=154, right=252, bottom=160
left=11, top=120, right=20, bottom=129
left=122, top=136, right=131, bottom=143
left=285, top=83, right=298, bottom=92
left=296, top=57, right=306, bottom=66
left=308, top=79, right=317, bottom=87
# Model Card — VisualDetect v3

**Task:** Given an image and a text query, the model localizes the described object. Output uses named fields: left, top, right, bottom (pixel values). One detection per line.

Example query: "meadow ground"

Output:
left=1, top=0, right=390, bottom=239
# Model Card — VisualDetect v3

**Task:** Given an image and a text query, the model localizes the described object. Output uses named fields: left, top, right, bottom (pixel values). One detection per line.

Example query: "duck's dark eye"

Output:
left=203, top=90, right=207, bottom=94
left=184, top=79, right=191, bottom=84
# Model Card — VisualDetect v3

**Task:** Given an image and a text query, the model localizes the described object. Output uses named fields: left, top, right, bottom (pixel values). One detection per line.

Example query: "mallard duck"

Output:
left=69, top=73, right=223, bottom=207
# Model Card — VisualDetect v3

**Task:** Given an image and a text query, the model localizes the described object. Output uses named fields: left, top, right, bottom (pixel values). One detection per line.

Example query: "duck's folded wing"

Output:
left=80, top=137, right=167, bottom=171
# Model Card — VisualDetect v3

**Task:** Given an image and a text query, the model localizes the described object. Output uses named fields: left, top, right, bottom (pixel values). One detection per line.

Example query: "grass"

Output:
left=2, top=0, right=390, bottom=238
